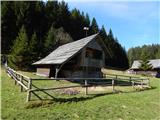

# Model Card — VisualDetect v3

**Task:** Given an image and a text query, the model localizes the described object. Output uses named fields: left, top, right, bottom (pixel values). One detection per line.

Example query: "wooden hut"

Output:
left=129, top=59, right=160, bottom=75
left=33, top=34, right=108, bottom=78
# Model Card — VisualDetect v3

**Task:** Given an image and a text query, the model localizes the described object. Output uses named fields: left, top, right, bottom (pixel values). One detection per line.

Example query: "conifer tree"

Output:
left=8, top=25, right=29, bottom=70
left=139, top=60, right=153, bottom=71
left=100, top=25, right=107, bottom=39
left=85, top=13, right=90, bottom=27
left=44, top=26, right=56, bottom=54
left=1, top=1, right=17, bottom=54
left=29, top=32, right=38, bottom=63
left=108, top=29, right=114, bottom=40
left=45, top=1, right=59, bottom=29
left=156, top=48, right=160, bottom=58
left=90, top=17, right=99, bottom=34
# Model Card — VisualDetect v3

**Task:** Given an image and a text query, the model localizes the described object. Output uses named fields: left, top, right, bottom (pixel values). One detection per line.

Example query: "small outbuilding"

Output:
left=129, top=59, right=160, bottom=76
left=33, top=34, right=108, bottom=78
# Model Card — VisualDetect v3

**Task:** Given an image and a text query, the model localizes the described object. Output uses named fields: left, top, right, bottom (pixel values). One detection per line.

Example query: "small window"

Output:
left=86, top=48, right=102, bottom=60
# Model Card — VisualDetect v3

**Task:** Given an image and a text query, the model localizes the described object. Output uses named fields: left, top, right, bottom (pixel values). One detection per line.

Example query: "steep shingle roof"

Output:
left=33, top=34, right=98, bottom=65
left=131, top=59, right=160, bottom=69
left=131, top=60, right=141, bottom=69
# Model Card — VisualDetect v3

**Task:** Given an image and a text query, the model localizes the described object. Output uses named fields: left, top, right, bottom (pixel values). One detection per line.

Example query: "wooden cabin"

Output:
left=33, top=34, right=108, bottom=78
left=129, top=59, right=160, bottom=76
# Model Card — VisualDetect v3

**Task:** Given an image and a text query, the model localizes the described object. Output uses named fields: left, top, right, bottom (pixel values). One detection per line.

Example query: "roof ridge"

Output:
left=58, top=33, right=98, bottom=48
left=33, top=33, right=98, bottom=65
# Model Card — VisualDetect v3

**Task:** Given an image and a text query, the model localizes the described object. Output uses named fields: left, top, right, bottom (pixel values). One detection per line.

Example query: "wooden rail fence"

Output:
left=5, top=66, right=150, bottom=102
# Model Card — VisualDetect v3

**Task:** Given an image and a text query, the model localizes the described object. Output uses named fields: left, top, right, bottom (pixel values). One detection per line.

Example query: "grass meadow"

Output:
left=1, top=67, right=160, bottom=120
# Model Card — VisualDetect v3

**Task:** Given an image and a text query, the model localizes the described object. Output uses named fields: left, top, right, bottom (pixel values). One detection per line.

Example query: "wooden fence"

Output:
left=5, top=66, right=150, bottom=102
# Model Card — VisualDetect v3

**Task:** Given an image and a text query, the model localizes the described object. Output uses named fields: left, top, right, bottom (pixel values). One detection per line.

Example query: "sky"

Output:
left=65, top=0, right=160, bottom=50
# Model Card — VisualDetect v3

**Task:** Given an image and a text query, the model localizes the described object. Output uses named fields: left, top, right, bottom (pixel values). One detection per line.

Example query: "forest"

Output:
left=3, top=1, right=159, bottom=71
left=2, top=1, right=129, bottom=70
left=128, top=44, right=160, bottom=66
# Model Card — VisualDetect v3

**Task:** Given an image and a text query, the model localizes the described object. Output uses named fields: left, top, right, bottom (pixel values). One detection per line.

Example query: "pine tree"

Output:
left=90, top=17, right=99, bottom=34
left=139, top=60, right=153, bottom=71
left=8, top=25, right=29, bottom=70
left=57, top=1, right=71, bottom=31
left=140, top=45, right=151, bottom=60
left=156, top=48, right=160, bottom=58
left=1, top=1, right=18, bottom=54
left=29, top=32, right=38, bottom=63
left=85, top=13, right=90, bottom=27
left=108, top=29, right=114, bottom=40
left=45, top=1, right=59, bottom=29
left=100, top=25, right=107, bottom=39
left=44, top=26, right=56, bottom=54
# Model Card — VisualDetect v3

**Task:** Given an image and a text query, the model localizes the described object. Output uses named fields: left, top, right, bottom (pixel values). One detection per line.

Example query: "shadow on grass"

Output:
left=25, top=86, right=156, bottom=109
left=25, top=93, right=111, bottom=109
left=25, top=81, right=156, bottom=109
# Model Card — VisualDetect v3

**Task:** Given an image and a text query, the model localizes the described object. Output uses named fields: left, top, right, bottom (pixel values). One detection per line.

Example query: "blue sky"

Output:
left=65, top=0, right=159, bottom=50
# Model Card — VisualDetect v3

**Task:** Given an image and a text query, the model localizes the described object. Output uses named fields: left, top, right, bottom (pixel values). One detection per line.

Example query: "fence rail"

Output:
left=5, top=66, right=150, bottom=102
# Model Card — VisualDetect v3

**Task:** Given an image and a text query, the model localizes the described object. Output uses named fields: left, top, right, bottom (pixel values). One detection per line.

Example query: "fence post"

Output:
left=116, top=75, right=118, bottom=80
left=26, top=78, right=32, bottom=102
left=129, top=77, right=131, bottom=84
left=132, top=80, right=135, bottom=89
left=14, top=73, right=17, bottom=85
left=85, top=80, right=88, bottom=95
left=147, top=78, right=150, bottom=87
left=141, top=79, right=143, bottom=88
left=17, top=74, right=20, bottom=86
left=112, top=79, right=115, bottom=92
left=20, top=76, right=23, bottom=92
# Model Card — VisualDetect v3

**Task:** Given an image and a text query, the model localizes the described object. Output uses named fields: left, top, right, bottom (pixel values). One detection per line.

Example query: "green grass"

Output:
left=2, top=67, right=160, bottom=120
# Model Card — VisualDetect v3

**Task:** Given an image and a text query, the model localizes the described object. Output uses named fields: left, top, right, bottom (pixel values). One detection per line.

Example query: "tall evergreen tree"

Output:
left=139, top=60, right=153, bottom=71
left=57, top=1, right=71, bottom=32
left=108, top=29, right=114, bottom=40
left=44, top=26, right=56, bottom=55
left=100, top=25, right=107, bottom=39
left=8, top=26, right=29, bottom=70
left=45, top=1, right=59, bottom=29
left=70, top=8, right=82, bottom=39
left=29, top=32, right=38, bottom=63
left=85, top=13, right=90, bottom=27
left=156, top=48, right=160, bottom=58
left=1, top=1, right=18, bottom=54
left=90, top=17, right=99, bottom=34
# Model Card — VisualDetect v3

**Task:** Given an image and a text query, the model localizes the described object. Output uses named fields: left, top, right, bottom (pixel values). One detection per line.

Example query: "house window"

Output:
left=86, top=47, right=102, bottom=60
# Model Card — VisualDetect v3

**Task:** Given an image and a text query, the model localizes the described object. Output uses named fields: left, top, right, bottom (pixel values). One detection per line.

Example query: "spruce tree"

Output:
left=139, top=60, right=153, bottom=71
left=90, top=17, right=99, bottom=34
left=44, top=26, right=56, bottom=54
left=8, top=25, right=29, bottom=70
left=156, top=48, right=160, bottom=58
left=45, top=1, right=59, bottom=29
left=1, top=1, right=17, bottom=54
left=85, top=13, right=90, bottom=27
left=100, top=25, right=107, bottom=39
left=29, top=32, right=38, bottom=63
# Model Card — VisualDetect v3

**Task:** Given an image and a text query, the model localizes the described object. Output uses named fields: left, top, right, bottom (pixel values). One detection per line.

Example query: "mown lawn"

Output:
left=1, top=67, right=160, bottom=120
